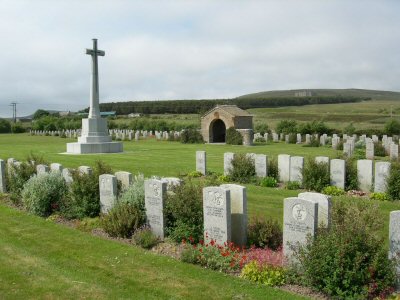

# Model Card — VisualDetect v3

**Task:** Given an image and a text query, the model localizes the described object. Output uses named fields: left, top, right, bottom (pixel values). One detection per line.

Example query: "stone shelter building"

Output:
left=200, top=105, right=253, bottom=145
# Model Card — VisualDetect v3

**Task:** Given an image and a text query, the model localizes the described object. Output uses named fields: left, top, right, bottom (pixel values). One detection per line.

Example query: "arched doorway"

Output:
left=210, top=119, right=226, bottom=143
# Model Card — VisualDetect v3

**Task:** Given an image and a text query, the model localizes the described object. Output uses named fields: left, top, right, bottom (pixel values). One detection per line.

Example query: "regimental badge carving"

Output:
left=207, top=191, right=224, bottom=206
left=152, top=183, right=160, bottom=197
left=292, top=203, right=307, bottom=221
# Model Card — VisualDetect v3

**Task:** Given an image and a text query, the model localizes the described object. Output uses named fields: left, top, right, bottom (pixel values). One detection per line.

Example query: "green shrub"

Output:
left=11, top=123, right=25, bottom=133
left=100, top=202, right=145, bottom=238
left=254, top=136, right=266, bottom=143
left=165, top=180, right=203, bottom=243
left=285, top=181, right=301, bottom=190
left=118, top=174, right=145, bottom=215
left=276, top=120, right=297, bottom=134
left=345, top=158, right=358, bottom=191
left=322, top=185, right=345, bottom=196
left=374, top=142, right=386, bottom=157
left=217, top=174, right=230, bottom=183
left=6, top=154, right=48, bottom=204
left=60, top=161, right=113, bottom=219
left=228, top=153, right=255, bottom=183
left=247, top=216, right=282, bottom=250
left=21, top=172, right=67, bottom=217
left=180, top=129, right=203, bottom=144
left=384, top=119, right=400, bottom=135
left=370, top=192, right=390, bottom=202
left=268, top=158, right=279, bottom=180
left=303, top=136, right=319, bottom=147
left=387, top=162, right=400, bottom=201
left=288, top=133, right=297, bottom=144
left=225, top=127, right=243, bottom=145
left=295, top=200, right=396, bottom=299
left=259, top=176, right=278, bottom=188
left=255, top=123, right=269, bottom=135
left=302, top=158, right=330, bottom=192
left=0, top=119, right=11, bottom=133
left=187, top=170, right=203, bottom=178
left=336, top=140, right=344, bottom=150
left=240, top=261, right=286, bottom=286
left=76, top=217, right=101, bottom=232
left=132, top=226, right=159, bottom=249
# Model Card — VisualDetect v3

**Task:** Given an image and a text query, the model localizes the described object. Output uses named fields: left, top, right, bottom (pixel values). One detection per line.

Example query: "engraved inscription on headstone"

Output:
left=203, top=186, right=231, bottom=245
left=99, top=174, right=117, bottom=214
left=145, top=179, right=167, bottom=239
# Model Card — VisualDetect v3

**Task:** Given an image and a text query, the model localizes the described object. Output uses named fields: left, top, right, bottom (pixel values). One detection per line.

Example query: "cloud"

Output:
left=0, top=0, right=399, bottom=117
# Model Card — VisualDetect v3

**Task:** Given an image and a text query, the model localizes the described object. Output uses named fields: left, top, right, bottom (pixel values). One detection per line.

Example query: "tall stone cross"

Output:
left=86, top=39, right=105, bottom=119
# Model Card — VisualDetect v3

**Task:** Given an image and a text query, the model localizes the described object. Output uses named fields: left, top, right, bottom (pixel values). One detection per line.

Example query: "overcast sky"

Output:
left=0, top=0, right=399, bottom=117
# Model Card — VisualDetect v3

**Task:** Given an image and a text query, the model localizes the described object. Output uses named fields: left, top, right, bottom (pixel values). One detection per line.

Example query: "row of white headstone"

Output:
left=195, top=151, right=391, bottom=193
left=30, top=129, right=183, bottom=141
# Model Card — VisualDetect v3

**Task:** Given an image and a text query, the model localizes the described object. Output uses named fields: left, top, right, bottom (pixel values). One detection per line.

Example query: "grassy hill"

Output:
left=238, top=88, right=400, bottom=101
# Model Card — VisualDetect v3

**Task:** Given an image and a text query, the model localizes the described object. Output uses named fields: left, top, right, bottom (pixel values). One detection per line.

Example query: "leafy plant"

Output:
left=187, top=170, right=203, bottom=178
left=118, top=174, right=145, bottom=217
left=228, top=153, right=255, bottom=183
left=60, top=161, right=113, bottom=219
left=259, top=176, right=278, bottom=188
left=302, top=158, right=330, bottom=192
left=295, top=200, right=396, bottom=299
left=322, top=185, right=345, bottom=196
left=132, top=226, right=159, bottom=249
left=247, top=216, right=282, bottom=250
left=387, top=162, right=400, bottom=201
left=267, top=158, right=279, bottom=180
left=225, top=127, right=243, bottom=145
left=165, top=180, right=204, bottom=243
left=370, top=192, right=390, bottom=202
left=100, top=202, right=145, bottom=238
left=374, top=142, right=386, bottom=157
left=21, top=172, right=68, bottom=217
left=345, top=158, right=358, bottom=191
left=76, top=217, right=101, bottom=232
left=180, top=129, right=203, bottom=144
left=240, top=261, right=286, bottom=286
left=276, top=120, right=297, bottom=134
left=285, top=181, right=301, bottom=190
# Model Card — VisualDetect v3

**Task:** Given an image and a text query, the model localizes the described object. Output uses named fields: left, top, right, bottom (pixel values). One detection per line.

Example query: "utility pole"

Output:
left=9, top=102, right=17, bottom=123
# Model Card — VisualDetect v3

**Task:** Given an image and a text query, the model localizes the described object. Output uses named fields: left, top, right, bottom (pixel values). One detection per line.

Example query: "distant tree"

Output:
left=344, top=123, right=356, bottom=135
left=11, top=123, right=25, bottom=133
left=276, top=120, right=297, bottom=134
left=33, top=109, right=50, bottom=120
left=299, top=120, right=331, bottom=135
left=384, top=119, right=400, bottom=135
left=255, top=123, right=270, bottom=135
left=0, top=119, right=11, bottom=133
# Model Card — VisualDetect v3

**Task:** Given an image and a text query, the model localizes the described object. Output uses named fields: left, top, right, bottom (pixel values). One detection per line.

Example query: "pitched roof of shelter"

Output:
left=202, top=105, right=252, bottom=118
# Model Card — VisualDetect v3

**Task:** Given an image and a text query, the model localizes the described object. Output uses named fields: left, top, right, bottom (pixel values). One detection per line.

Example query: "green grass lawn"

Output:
left=1, top=133, right=399, bottom=240
left=0, top=203, right=306, bottom=299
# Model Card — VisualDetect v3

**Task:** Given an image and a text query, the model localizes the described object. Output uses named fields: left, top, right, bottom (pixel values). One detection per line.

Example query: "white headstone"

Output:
left=196, top=151, right=206, bottom=175
left=62, top=168, right=73, bottom=184
left=78, top=166, right=93, bottom=175
left=203, top=186, right=231, bottom=245
left=220, top=184, right=247, bottom=246
left=224, top=152, right=234, bottom=176
left=0, top=159, right=6, bottom=193
left=357, top=159, right=373, bottom=192
left=366, top=141, right=374, bottom=160
left=50, top=163, right=63, bottom=173
left=283, top=197, right=318, bottom=264
left=290, top=156, right=304, bottom=184
left=145, top=179, right=167, bottom=239
left=374, top=161, right=391, bottom=193
left=390, top=143, right=399, bottom=161
left=115, top=171, right=132, bottom=190
left=278, top=154, right=291, bottom=183
left=298, top=192, right=331, bottom=228
left=255, top=154, right=268, bottom=178
left=99, top=174, right=118, bottom=214
left=315, top=156, right=329, bottom=165
left=36, top=164, right=49, bottom=175
left=330, top=159, right=345, bottom=189
left=389, top=210, right=400, bottom=288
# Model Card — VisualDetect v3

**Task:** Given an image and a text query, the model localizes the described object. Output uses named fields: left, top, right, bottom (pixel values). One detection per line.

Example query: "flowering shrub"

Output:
left=244, top=246, right=284, bottom=267
left=240, top=261, right=286, bottom=286
left=180, top=237, right=246, bottom=273
left=247, top=216, right=282, bottom=250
